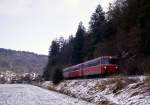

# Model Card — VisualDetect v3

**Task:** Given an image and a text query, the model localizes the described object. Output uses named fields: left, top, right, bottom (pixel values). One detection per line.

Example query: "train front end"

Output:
left=101, top=56, right=119, bottom=74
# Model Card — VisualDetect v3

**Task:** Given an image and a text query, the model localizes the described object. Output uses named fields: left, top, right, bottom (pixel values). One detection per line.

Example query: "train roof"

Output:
left=63, top=63, right=81, bottom=71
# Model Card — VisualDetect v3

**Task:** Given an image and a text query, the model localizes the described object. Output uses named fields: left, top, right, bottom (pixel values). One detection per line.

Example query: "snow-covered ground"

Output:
left=42, top=76, right=150, bottom=105
left=0, top=84, right=94, bottom=105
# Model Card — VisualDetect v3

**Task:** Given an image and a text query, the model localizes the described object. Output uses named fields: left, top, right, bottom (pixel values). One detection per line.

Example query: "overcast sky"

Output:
left=0, top=0, right=113, bottom=55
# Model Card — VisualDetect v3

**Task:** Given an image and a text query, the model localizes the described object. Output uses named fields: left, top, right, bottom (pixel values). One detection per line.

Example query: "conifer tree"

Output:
left=72, top=22, right=85, bottom=64
left=43, top=40, right=60, bottom=80
left=89, top=4, right=106, bottom=44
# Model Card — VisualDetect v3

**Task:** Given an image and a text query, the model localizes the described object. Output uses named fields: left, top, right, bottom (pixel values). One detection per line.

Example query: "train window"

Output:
left=84, top=59, right=99, bottom=67
left=71, top=67, right=75, bottom=71
left=63, top=67, right=70, bottom=71
left=101, top=58, right=109, bottom=64
left=71, top=65, right=81, bottom=71
left=92, top=60, right=99, bottom=66
left=84, top=63, right=89, bottom=68
left=101, top=58, right=118, bottom=64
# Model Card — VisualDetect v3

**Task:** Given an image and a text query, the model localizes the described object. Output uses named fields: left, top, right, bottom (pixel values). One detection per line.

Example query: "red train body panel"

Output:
left=63, top=56, right=119, bottom=79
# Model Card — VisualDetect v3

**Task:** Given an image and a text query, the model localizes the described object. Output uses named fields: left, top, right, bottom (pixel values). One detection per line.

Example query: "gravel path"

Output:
left=0, top=84, right=94, bottom=105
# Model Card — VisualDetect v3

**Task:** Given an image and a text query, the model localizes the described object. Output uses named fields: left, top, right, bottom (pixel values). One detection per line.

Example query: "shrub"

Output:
left=52, top=66, right=64, bottom=85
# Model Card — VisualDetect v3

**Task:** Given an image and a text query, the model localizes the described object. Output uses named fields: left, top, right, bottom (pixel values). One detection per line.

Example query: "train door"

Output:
left=79, top=64, right=82, bottom=77
left=99, top=58, right=102, bottom=74
left=81, top=64, right=84, bottom=77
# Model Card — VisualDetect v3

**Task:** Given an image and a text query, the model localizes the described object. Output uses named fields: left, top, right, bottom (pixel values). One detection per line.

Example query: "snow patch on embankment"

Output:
left=42, top=76, right=150, bottom=105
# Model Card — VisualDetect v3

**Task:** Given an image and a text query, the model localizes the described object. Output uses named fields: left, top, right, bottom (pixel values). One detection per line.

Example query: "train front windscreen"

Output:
left=109, top=58, right=118, bottom=64
left=101, top=58, right=118, bottom=64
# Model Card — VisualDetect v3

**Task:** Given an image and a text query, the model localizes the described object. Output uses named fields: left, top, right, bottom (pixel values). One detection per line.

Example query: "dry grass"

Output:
left=81, top=97, right=94, bottom=102
left=144, top=72, right=150, bottom=76
left=143, top=77, right=150, bottom=83
left=48, top=85, right=55, bottom=91
left=102, top=79, right=117, bottom=85
left=99, top=100, right=116, bottom=105
left=99, top=100, right=110, bottom=105
left=130, top=91, right=140, bottom=97
left=94, top=78, right=131, bottom=96
left=131, top=82, right=144, bottom=89
left=95, top=83, right=106, bottom=91
left=95, top=78, right=131, bottom=94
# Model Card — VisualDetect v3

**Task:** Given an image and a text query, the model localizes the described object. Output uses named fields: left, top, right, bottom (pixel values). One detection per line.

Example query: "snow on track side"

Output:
left=0, top=84, right=94, bottom=105
left=42, top=76, right=150, bottom=105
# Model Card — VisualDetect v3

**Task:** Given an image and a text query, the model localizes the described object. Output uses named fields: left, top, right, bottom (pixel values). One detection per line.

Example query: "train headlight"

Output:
left=115, top=66, right=118, bottom=69
left=104, top=66, right=107, bottom=69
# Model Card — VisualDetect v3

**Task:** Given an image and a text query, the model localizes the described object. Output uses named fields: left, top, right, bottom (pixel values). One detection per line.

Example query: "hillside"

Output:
left=0, top=48, right=48, bottom=74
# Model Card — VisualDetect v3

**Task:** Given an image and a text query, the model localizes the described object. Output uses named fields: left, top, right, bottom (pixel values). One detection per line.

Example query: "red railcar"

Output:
left=63, top=56, right=119, bottom=79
